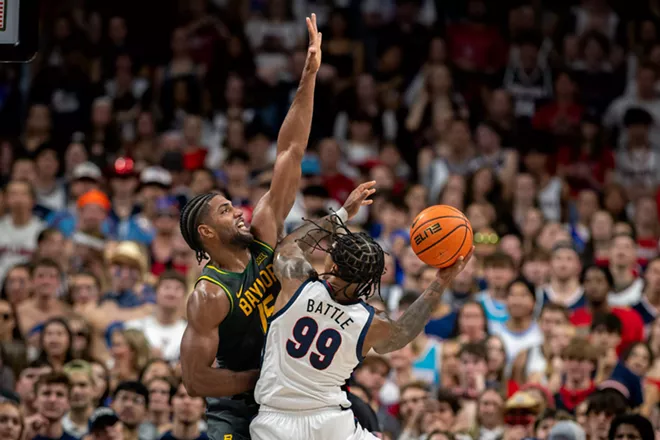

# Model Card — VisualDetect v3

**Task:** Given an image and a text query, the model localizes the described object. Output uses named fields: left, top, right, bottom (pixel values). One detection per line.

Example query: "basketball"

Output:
left=410, top=205, right=473, bottom=268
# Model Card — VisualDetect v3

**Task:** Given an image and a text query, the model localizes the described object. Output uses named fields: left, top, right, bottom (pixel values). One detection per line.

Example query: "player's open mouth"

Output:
left=237, top=219, right=248, bottom=230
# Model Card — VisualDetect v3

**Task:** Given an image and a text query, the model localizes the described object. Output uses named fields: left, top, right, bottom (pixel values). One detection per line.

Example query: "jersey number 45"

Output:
left=286, top=317, right=343, bottom=370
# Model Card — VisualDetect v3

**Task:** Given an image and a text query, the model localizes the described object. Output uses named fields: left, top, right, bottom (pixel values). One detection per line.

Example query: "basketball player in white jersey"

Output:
left=250, top=181, right=473, bottom=440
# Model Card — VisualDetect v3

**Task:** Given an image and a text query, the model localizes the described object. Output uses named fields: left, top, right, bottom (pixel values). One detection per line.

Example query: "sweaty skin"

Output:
left=181, top=14, right=323, bottom=398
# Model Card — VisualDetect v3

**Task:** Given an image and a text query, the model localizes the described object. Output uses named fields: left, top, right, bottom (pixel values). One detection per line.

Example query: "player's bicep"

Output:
left=251, top=150, right=303, bottom=243
left=181, top=283, right=229, bottom=369
left=361, top=312, right=396, bottom=356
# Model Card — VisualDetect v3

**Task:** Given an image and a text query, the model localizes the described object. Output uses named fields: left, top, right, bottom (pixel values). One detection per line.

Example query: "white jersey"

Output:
left=490, top=321, right=544, bottom=367
left=254, top=278, right=375, bottom=411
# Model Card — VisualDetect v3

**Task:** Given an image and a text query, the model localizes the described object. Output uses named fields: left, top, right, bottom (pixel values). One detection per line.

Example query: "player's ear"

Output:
left=198, top=224, right=215, bottom=240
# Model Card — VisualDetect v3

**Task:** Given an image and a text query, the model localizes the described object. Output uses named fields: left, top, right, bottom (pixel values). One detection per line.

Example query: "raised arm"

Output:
left=250, top=14, right=322, bottom=248
left=180, top=281, right=259, bottom=397
left=364, top=249, right=473, bottom=355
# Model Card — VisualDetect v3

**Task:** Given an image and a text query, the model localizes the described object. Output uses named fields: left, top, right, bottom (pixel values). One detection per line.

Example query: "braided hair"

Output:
left=180, top=193, right=216, bottom=264
left=299, top=214, right=385, bottom=300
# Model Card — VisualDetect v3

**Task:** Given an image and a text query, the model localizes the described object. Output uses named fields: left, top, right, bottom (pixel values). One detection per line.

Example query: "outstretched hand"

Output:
left=304, top=13, right=322, bottom=74
left=342, top=180, right=376, bottom=219
left=436, top=246, right=474, bottom=287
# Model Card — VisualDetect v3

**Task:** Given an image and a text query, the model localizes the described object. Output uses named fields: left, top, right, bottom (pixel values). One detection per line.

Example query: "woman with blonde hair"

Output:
left=0, top=400, right=23, bottom=440
left=109, top=328, right=150, bottom=391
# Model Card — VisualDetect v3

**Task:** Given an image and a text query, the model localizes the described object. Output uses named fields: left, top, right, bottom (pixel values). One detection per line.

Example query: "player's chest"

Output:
left=231, top=266, right=281, bottom=334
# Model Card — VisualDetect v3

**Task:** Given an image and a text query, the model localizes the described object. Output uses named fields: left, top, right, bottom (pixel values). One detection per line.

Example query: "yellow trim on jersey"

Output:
left=207, top=265, right=228, bottom=275
left=254, top=238, right=274, bottom=253
left=197, top=276, right=234, bottom=312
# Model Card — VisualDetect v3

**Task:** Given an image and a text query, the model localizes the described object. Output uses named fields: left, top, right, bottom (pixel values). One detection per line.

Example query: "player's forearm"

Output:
left=276, top=71, right=317, bottom=156
left=184, top=366, right=258, bottom=398
left=373, top=280, right=445, bottom=354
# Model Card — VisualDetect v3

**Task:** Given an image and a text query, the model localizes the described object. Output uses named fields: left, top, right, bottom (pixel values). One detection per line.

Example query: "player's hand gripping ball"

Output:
left=410, top=205, right=473, bottom=268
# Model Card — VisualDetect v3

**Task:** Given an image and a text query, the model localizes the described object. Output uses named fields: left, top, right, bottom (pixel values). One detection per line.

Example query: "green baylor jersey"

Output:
left=196, top=238, right=280, bottom=373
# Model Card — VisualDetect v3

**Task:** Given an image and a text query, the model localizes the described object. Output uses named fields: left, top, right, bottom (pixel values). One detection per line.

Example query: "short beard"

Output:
left=231, top=231, right=254, bottom=249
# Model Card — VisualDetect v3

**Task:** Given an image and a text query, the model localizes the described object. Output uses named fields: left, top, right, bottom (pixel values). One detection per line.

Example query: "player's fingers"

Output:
left=362, top=180, right=377, bottom=188
left=362, top=200, right=374, bottom=205
left=318, top=32, right=323, bottom=46
left=306, top=17, right=314, bottom=40
left=312, top=13, right=317, bottom=31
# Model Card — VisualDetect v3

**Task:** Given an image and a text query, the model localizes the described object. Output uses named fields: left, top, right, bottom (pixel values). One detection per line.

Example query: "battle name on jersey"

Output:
left=306, top=298, right=355, bottom=329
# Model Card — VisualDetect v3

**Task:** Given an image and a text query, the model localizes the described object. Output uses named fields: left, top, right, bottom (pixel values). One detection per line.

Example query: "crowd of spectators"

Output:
left=5, top=0, right=660, bottom=439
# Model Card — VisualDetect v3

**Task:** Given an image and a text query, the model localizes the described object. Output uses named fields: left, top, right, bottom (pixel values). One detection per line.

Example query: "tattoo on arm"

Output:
left=272, top=213, right=339, bottom=281
left=273, top=245, right=315, bottom=281
left=373, top=281, right=445, bottom=354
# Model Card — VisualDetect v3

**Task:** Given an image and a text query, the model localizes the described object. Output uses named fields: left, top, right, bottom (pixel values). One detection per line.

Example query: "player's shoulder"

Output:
left=187, top=279, right=231, bottom=323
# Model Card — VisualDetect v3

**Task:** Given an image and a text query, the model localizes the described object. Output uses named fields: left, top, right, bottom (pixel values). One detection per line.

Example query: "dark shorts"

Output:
left=206, top=397, right=258, bottom=440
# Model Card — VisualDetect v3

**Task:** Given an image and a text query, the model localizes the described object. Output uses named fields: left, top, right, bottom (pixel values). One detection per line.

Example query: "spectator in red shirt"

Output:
left=317, top=138, right=356, bottom=204
left=570, top=265, right=644, bottom=354
left=532, top=71, right=584, bottom=146
left=446, top=0, right=507, bottom=100
left=556, top=111, right=615, bottom=194
left=181, top=115, right=208, bottom=171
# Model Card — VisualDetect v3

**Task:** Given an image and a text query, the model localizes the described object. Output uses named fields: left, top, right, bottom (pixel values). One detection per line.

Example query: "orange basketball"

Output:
left=410, top=205, right=473, bottom=268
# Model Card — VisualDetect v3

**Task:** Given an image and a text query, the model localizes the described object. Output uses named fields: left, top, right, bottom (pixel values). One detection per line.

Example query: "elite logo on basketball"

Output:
left=413, top=223, right=442, bottom=245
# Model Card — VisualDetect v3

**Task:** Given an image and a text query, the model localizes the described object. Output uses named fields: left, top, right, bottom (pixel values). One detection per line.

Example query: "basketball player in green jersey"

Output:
left=179, top=14, right=322, bottom=440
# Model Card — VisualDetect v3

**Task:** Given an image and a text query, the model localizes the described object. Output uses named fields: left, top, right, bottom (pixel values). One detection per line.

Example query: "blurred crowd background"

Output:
left=4, top=0, right=660, bottom=439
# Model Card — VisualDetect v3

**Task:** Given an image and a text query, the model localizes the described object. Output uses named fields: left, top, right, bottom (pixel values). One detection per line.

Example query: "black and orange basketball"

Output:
left=410, top=205, right=473, bottom=268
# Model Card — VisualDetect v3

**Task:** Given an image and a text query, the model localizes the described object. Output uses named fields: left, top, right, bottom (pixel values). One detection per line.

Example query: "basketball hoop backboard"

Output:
left=0, top=0, right=38, bottom=63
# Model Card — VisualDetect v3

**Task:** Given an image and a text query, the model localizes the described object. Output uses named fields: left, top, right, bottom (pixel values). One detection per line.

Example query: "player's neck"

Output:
left=323, top=276, right=358, bottom=304
left=172, top=420, right=200, bottom=440
left=208, top=246, right=251, bottom=273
